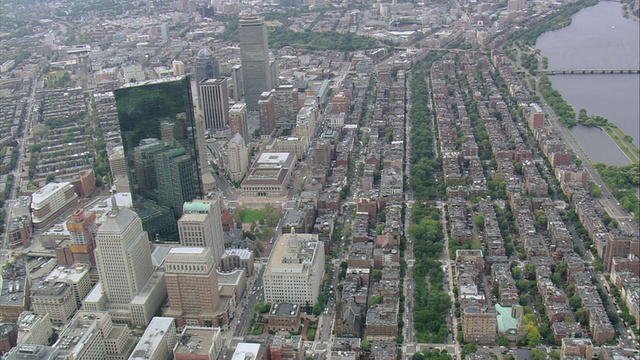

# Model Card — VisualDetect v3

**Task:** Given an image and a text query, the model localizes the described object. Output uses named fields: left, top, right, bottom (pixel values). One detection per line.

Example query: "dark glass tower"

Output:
left=115, top=76, right=203, bottom=224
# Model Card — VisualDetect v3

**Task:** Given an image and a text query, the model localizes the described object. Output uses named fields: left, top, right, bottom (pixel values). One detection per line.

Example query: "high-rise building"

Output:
left=177, top=198, right=225, bottom=264
left=164, top=247, right=227, bottom=328
left=195, top=48, right=219, bottom=88
left=239, top=16, right=273, bottom=111
left=263, top=231, right=324, bottom=304
left=230, top=64, right=244, bottom=101
left=223, top=134, right=249, bottom=184
left=229, top=102, right=249, bottom=142
left=95, top=208, right=154, bottom=305
left=115, top=76, right=203, bottom=225
left=274, top=85, right=299, bottom=130
left=258, top=91, right=275, bottom=136
left=66, top=209, right=97, bottom=266
left=200, top=78, right=229, bottom=130
left=88, top=207, right=166, bottom=326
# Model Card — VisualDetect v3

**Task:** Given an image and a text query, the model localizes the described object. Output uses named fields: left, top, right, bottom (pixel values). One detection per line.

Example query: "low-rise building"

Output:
left=219, top=248, right=254, bottom=276
left=241, top=152, right=296, bottom=198
left=17, top=312, right=53, bottom=346
left=268, top=303, right=301, bottom=332
left=270, top=335, right=303, bottom=360
left=129, top=317, right=177, bottom=360
left=173, top=326, right=223, bottom=360
left=463, top=306, right=497, bottom=344
left=0, top=259, right=30, bottom=322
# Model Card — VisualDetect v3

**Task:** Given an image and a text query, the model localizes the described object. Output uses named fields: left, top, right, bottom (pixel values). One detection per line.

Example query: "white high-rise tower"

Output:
left=94, top=208, right=154, bottom=304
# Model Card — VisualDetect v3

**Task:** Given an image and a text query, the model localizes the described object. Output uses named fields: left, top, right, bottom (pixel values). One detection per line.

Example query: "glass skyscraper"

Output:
left=115, top=76, right=203, bottom=225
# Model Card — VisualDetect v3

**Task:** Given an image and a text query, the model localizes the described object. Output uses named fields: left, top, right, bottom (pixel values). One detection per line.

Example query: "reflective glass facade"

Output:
left=115, top=76, right=203, bottom=222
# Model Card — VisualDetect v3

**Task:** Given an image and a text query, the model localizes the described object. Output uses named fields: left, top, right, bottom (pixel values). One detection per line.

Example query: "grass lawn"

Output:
left=240, top=209, right=263, bottom=223
left=306, top=327, right=316, bottom=341
left=251, top=324, right=265, bottom=335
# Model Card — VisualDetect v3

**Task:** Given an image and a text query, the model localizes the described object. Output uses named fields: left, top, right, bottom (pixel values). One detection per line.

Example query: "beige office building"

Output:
left=263, top=231, right=324, bottom=304
left=164, top=247, right=228, bottom=328
left=54, top=310, right=134, bottom=359
left=17, top=312, right=53, bottom=346
left=178, top=198, right=225, bottom=264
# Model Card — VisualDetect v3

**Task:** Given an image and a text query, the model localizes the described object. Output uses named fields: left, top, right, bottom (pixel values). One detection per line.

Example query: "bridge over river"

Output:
left=540, top=68, right=640, bottom=75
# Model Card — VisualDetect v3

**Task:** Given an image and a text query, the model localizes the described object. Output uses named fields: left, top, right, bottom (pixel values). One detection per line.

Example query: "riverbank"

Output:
left=509, top=0, right=599, bottom=46
left=622, top=0, right=640, bottom=22
left=601, top=124, right=640, bottom=163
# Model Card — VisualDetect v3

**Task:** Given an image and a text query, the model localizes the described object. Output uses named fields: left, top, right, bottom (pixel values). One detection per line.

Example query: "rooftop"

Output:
left=266, top=232, right=320, bottom=274
left=231, top=343, right=261, bottom=360
left=130, top=317, right=175, bottom=360
left=174, top=327, right=220, bottom=356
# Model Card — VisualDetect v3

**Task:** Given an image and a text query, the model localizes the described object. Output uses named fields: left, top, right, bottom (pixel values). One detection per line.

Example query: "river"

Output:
left=536, top=1, right=639, bottom=166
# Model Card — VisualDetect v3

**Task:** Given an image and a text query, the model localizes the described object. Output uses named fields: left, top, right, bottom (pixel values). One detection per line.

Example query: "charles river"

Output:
left=536, top=1, right=640, bottom=166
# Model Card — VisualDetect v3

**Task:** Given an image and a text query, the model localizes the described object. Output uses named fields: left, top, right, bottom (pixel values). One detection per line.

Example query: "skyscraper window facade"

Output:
left=239, top=16, right=273, bottom=111
left=115, top=76, right=203, bottom=219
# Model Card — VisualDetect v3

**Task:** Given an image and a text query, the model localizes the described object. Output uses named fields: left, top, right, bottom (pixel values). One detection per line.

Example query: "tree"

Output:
left=531, top=349, right=546, bottom=360
left=575, top=308, right=588, bottom=326
left=372, top=269, right=382, bottom=281
left=412, top=352, right=425, bottom=360
left=312, top=302, right=323, bottom=315
left=361, top=340, right=371, bottom=352
left=461, top=343, right=477, bottom=358
left=474, top=215, right=485, bottom=230
left=497, top=333, right=510, bottom=346
left=525, top=323, right=542, bottom=347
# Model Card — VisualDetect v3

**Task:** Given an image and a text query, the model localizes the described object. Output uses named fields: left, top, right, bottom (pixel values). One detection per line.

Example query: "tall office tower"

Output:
left=239, top=16, right=273, bottom=111
left=66, top=209, right=97, bottom=266
left=195, top=48, right=219, bottom=86
left=274, top=85, right=299, bottom=130
left=164, top=247, right=223, bottom=327
left=258, top=91, right=276, bottom=136
left=230, top=64, right=244, bottom=101
left=178, top=198, right=224, bottom=264
left=115, top=76, right=203, bottom=223
left=155, top=146, right=201, bottom=217
left=224, top=134, right=249, bottom=183
left=95, top=208, right=154, bottom=304
left=200, top=78, right=230, bottom=130
left=229, top=102, right=249, bottom=142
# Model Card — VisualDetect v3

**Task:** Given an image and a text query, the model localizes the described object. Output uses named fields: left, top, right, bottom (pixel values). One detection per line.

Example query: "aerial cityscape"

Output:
left=0, top=0, right=638, bottom=358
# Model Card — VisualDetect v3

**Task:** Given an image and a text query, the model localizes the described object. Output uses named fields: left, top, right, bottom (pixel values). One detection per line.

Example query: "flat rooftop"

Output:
left=266, top=233, right=320, bottom=274
left=130, top=317, right=175, bottom=360
left=174, top=327, right=219, bottom=357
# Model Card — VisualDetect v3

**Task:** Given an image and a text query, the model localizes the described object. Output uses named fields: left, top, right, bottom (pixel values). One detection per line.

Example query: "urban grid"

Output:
left=0, top=0, right=638, bottom=359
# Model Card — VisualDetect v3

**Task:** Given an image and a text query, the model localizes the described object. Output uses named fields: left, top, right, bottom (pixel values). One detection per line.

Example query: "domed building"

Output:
left=195, top=47, right=219, bottom=85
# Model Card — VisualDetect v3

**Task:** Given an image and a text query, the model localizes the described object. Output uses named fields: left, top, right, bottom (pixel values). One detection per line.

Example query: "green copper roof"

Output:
left=496, top=304, right=518, bottom=332
left=183, top=201, right=210, bottom=213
